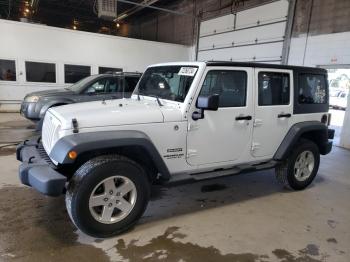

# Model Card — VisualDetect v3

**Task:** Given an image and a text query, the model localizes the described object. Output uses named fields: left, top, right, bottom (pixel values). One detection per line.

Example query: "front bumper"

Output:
left=17, top=137, right=67, bottom=196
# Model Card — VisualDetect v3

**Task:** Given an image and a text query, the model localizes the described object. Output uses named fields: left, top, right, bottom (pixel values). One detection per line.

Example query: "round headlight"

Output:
left=25, top=96, right=40, bottom=103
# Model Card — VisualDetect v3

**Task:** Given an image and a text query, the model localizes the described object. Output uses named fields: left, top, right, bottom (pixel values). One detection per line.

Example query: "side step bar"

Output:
left=164, top=161, right=277, bottom=186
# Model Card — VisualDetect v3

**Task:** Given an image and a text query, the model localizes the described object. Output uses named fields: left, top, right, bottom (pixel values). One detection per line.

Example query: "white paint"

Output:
left=0, top=19, right=190, bottom=106
left=288, top=31, right=350, bottom=149
left=197, top=0, right=289, bottom=63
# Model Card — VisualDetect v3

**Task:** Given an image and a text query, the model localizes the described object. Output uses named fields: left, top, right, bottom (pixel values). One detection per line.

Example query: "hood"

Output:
left=25, top=88, right=75, bottom=99
left=50, top=98, right=183, bottom=130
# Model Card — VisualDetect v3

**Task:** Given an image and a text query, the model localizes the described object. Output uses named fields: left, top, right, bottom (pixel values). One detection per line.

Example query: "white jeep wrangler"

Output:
left=17, top=61, right=334, bottom=237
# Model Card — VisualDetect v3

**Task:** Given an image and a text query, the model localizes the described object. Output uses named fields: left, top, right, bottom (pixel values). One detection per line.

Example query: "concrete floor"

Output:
left=0, top=113, right=349, bottom=262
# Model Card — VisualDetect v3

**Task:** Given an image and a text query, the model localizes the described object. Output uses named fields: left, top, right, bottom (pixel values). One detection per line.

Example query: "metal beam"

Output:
left=116, top=0, right=192, bottom=21
left=281, top=0, right=297, bottom=65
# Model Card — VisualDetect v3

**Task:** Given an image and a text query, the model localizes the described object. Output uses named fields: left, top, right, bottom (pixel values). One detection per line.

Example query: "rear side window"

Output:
left=200, top=70, right=247, bottom=107
left=258, top=72, right=290, bottom=106
left=25, top=61, right=56, bottom=83
left=298, top=74, right=327, bottom=104
left=0, top=59, right=16, bottom=81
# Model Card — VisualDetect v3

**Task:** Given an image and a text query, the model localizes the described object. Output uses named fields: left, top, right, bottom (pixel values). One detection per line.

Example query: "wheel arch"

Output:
left=274, top=121, right=330, bottom=161
left=50, top=131, right=170, bottom=182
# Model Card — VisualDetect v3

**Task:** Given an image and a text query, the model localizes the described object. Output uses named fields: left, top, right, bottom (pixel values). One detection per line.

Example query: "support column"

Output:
left=339, top=95, right=350, bottom=149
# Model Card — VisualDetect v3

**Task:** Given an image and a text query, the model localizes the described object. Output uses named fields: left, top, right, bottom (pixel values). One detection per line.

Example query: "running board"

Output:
left=164, top=161, right=277, bottom=186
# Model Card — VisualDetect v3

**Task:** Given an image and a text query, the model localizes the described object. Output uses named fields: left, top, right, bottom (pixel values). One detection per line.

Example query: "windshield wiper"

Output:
left=137, top=92, right=163, bottom=106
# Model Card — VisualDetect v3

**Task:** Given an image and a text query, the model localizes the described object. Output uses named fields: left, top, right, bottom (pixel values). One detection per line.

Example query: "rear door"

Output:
left=252, top=69, right=293, bottom=158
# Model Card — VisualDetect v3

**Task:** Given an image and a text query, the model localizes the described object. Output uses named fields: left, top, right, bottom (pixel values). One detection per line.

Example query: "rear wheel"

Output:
left=65, top=155, right=150, bottom=237
left=275, top=139, right=320, bottom=190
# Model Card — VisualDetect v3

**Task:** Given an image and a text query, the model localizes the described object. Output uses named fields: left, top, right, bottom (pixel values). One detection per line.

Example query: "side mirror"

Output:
left=192, top=94, right=219, bottom=120
left=86, top=87, right=95, bottom=95
left=197, top=94, right=220, bottom=111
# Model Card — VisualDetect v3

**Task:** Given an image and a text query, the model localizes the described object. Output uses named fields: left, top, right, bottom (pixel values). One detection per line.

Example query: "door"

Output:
left=79, top=77, right=111, bottom=102
left=187, top=67, right=253, bottom=166
left=252, top=69, right=293, bottom=157
left=197, top=0, right=289, bottom=63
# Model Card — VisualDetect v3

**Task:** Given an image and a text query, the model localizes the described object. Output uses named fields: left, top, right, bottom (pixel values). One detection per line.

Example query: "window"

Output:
left=105, top=78, right=120, bottom=93
left=199, top=70, right=247, bottom=107
left=98, top=67, right=122, bottom=74
left=25, top=61, right=56, bottom=83
left=84, top=78, right=107, bottom=94
left=298, top=74, right=327, bottom=104
left=137, top=66, right=197, bottom=102
left=65, top=64, right=91, bottom=84
left=0, top=59, right=16, bottom=81
left=258, top=72, right=290, bottom=106
left=124, top=77, right=139, bottom=93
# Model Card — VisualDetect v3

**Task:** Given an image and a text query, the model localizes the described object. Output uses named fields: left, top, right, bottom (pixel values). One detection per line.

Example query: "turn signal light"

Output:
left=68, top=151, right=78, bottom=159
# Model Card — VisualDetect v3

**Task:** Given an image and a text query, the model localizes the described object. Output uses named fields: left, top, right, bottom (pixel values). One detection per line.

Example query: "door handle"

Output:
left=278, top=113, right=292, bottom=118
left=235, top=115, right=252, bottom=121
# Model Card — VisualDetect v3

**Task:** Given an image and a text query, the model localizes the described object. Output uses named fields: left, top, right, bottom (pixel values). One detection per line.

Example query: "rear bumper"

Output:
left=320, top=128, right=335, bottom=155
left=17, top=137, right=67, bottom=196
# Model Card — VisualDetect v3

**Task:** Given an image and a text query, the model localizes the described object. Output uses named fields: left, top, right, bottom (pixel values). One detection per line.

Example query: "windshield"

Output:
left=135, top=66, right=198, bottom=102
left=66, top=75, right=99, bottom=93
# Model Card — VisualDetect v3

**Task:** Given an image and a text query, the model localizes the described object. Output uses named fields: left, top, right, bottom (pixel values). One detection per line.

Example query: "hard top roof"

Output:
left=206, top=61, right=327, bottom=73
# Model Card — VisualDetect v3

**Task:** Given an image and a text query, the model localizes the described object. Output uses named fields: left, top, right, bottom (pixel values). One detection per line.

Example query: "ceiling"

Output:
left=0, top=0, right=168, bottom=34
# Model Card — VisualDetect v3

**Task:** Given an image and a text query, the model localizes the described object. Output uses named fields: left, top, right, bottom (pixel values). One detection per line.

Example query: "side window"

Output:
left=124, top=77, right=139, bottom=93
left=25, top=61, right=56, bottom=83
left=106, top=78, right=119, bottom=93
left=84, top=79, right=107, bottom=94
left=199, top=70, right=247, bottom=107
left=298, top=74, right=327, bottom=104
left=64, top=64, right=91, bottom=84
left=0, top=59, right=16, bottom=81
left=258, top=72, right=290, bottom=106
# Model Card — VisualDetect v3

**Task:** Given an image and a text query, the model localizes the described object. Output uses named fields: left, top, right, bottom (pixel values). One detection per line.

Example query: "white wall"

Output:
left=0, top=19, right=190, bottom=107
left=288, top=31, right=350, bottom=149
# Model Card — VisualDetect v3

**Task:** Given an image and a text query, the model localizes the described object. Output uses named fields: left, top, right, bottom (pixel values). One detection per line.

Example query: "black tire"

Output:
left=65, top=154, right=150, bottom=237
left=275, top=139, right=320, bottom=190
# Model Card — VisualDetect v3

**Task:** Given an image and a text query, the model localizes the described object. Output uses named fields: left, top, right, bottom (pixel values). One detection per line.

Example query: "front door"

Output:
left=252, top=69, right=293, bottom=158
left=186, top=67, right=253, bottom=166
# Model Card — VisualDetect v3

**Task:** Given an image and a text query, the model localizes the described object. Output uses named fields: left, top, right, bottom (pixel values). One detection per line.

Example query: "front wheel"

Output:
left=275, top=139, right=320, bottom=190
left=65, top=155, right=150, bottom=237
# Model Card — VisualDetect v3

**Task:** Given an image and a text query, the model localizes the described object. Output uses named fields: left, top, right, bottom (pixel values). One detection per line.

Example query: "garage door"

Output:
left=197, top=0, right=289, bottom=64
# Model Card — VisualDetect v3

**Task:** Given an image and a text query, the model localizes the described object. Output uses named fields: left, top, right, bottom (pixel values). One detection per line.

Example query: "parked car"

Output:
left=17, top=61, right=334, bottom=237
left=20, top=72, right=142, bottom=121
left=329, top=91, right=348, bottom=110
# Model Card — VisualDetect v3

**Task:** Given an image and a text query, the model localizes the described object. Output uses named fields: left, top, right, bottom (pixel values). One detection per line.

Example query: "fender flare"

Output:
left=273, top=121, right=329, bottom=161
left=49, top=130, right=170, bottom=180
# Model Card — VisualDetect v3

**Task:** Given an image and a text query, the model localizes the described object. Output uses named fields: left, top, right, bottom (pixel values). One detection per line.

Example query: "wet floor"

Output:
left=0, top=113, right=349, bottom=262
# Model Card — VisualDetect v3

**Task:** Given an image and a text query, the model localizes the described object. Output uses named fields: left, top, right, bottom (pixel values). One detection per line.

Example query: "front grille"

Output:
left=42, top=112, right=59, bottom=154
left=37, top=142, right=57, bottom=169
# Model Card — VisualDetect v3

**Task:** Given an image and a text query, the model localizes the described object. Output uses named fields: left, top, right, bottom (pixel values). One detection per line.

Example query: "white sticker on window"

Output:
left=178, top=67, right=198, bottom=76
